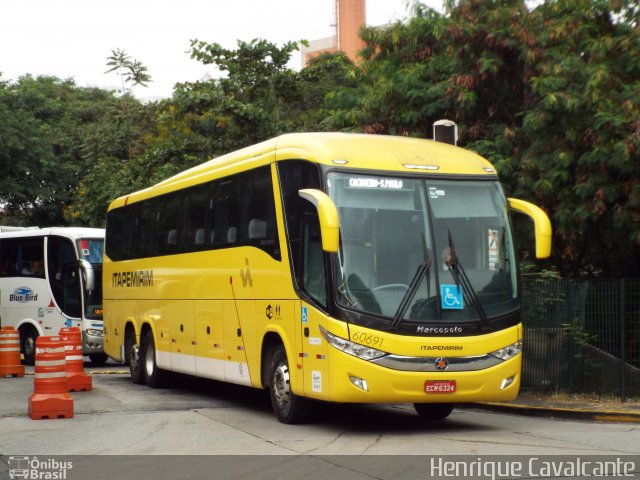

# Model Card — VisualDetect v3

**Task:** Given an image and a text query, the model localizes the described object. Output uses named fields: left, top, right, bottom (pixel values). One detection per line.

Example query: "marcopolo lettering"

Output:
left=416, top=325, right=463, bottom=335
left=112, top=270, right=154, bottom=288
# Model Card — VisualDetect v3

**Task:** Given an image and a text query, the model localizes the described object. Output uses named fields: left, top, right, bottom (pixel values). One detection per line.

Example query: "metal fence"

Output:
left=520, top=276, right=640, bottom=401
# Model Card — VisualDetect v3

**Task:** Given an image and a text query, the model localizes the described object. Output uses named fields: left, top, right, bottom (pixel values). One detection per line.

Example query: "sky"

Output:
left=0, top=0, right=442, bottom=100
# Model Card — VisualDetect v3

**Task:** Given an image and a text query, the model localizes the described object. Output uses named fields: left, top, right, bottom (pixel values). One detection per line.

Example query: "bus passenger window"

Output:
left=183, top=184, right=209, bottom=252
left=156, top=193, right=180, bottom=255
left=248, top=219, right=267, bottom=240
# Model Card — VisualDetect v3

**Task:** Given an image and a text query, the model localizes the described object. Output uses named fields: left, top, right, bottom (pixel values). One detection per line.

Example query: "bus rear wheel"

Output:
left=414, top=403, right=454, bottom=420
left=268, top=345, right=311, bottom=424
left=142, top=330, right=168, bottom=388
left=129, top=340, right=145, bottom=385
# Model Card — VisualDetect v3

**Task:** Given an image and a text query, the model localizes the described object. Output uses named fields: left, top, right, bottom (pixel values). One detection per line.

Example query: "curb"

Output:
left=466, top=401, right=640, bottom=423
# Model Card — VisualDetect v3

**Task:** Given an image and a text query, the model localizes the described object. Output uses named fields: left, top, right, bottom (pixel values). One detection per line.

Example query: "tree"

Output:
left=105, top=48, right=152, bottom=96
left=128, top=38, right=305, bottom=184
left=325, top=0, right=640, bottom=278
left=0, top=76, right=122, bottom=226
left=508, top=0, right=640, bottom=277
left=105, top=48, right=153, bottom=161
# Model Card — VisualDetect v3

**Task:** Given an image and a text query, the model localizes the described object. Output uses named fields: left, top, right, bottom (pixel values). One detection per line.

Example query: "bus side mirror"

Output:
left=79, top=259, right=95, bottom=292
left=299, top=189, right=340, bottom=253
left=508, top=198, right=552, bottom=259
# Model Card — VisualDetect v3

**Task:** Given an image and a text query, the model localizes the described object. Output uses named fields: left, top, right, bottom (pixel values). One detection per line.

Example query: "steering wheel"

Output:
left=347, top=274, right=382, bottom=314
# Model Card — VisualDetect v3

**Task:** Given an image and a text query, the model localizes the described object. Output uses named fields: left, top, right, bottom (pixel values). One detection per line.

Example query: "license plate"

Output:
left=424, top=380, right=456, bottom=393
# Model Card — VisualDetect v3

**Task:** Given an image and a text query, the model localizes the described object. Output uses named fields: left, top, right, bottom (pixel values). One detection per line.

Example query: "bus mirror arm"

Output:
left=78, top=259, right=95, bottom=292
left=298, top=189, right=340, bottom=253
left=508, top=198, right=552, bottom=259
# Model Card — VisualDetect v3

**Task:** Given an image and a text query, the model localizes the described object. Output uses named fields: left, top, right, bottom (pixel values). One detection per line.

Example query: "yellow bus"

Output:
left=103, top=133, right=551, bottom=423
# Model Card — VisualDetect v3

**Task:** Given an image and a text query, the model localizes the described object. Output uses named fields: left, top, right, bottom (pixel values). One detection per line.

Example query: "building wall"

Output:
left=302, top=0, right=366, bottom=66
left=337, top=0, right=366, bottom=63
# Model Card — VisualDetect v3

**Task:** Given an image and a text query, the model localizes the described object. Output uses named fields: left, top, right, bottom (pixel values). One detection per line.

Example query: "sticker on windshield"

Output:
left=79, top=240, right=90, bottom=257
left=347, top=177, right=404, bottom=190
left=488, top=228, right=499, bottom=271
left=440, top=284, right=463, bottom=310
left=429, top=187, right=445, bottom=199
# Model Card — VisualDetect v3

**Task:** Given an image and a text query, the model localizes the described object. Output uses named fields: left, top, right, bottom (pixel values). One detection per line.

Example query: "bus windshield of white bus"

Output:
left=77, top=238, right=103, bottom=320
left=326, top=173, right=518, bottom=325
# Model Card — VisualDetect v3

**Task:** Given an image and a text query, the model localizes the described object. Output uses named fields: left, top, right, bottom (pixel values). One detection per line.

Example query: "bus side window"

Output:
left=242, top=166, right=279, bottom=258
left=212, top=180, right=237, bottom=248
left=156, top=192, right=181, bottom=255
left=19, top=238, right=45, bottom=278
left=183, top=184, right=209, bottom=252
left=106, top=207, right=132, bottom=261
left=0, top=239, right=19, bottom=276
left=134, top=201, right=156, bottom=258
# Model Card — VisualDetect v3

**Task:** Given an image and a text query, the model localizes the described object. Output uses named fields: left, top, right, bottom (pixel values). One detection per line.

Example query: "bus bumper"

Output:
left=322, top=350, right=521, bottom=404
left=82, top=329, right=104, bottom=354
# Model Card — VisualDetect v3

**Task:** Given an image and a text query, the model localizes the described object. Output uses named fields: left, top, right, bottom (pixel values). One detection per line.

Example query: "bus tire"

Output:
left=129, top=340, right=145, bottom=385
left=414, top=403, right=454, bottom=420
left=268, top=344, right=311, bottom=424
left=20, top=326, right=38, bottom=366
left=142, top=330, right=168, bottom=388
left=89, top=353, right=109, bottom=366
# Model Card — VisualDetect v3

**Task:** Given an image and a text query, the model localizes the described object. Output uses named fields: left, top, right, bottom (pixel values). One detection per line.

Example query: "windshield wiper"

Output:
left=445, top=230, right=488, bottom=323
left=391, top=234, right=431, bottom=330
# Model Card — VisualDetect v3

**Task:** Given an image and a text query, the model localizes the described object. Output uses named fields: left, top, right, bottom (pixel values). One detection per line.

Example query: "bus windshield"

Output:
left=77, top=238, right=104, bottom=320
left=326, top=173, right=518, bottom=324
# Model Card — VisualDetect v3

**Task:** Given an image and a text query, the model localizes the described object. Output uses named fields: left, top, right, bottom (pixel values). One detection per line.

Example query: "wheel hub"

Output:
left=24, top=336, right=35, bottom=357
left=130, top=344, right=140, bottom=374
left=145, top=341, right=155, bottom=376
left=272, top=363, right=291, bottom=408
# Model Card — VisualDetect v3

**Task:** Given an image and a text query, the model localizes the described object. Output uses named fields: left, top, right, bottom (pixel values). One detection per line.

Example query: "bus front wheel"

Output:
left=20, top=327, right=38, bottom=366
left=268, top=345, right=311, bottom=424
left=414, top=403, right=454, bottom=420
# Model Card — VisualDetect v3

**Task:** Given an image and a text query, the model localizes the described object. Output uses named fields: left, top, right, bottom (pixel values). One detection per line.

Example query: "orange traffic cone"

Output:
left=59, top=327, right=92, bottom=392
left=0, top=326, right=25, bottom=377
left=28, top=336, right=73, bottom=420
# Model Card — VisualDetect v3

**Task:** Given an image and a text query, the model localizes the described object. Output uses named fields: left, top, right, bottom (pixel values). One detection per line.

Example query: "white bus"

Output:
left=0, top=227, right=106, bottom=364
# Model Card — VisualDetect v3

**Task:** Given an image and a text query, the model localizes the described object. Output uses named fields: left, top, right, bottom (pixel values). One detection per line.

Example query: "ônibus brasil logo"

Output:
left=10, top=287, right=38, bottom=303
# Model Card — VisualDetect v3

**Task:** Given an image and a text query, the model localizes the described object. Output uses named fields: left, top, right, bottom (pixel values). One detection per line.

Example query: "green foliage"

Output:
left=563, top=316, right=598, bottom=359
left=135, top=39, right=356, bottom=181
left=0, top=76, right=122, bottom=226
left=2, top=1, right=639, bottom=278
left=327, top=0, right=640, bottom=278
left=105, top=48, right=152, bottom=95
left=513, top=0, right=640, bottom=277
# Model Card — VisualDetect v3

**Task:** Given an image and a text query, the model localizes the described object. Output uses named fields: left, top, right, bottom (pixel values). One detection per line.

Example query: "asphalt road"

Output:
left=2, top=362, right=640, bottom=479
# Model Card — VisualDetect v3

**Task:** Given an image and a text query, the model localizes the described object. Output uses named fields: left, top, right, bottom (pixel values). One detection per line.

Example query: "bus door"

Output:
left=298, top=301, right=330, bottom=399
left=46, top=236, right=82, bottom=327
left=297, top=214, right=330, bottom=399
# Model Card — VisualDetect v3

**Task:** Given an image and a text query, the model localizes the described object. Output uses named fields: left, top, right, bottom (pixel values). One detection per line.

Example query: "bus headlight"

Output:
left=319, top=326, right=387, bottom=361
left=86, top=329, right=104, bottom=337
left=489, top=340, right=522, bottom=361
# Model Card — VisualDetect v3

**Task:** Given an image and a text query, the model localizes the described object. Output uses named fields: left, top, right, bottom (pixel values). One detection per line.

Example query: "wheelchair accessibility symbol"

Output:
left=440, top=284, right=464, bottom=310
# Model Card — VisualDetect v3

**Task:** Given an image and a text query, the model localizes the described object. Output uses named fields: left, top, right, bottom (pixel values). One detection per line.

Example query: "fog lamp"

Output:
left=500, top=375, right=516, bottom=390
left=349, top=375, right=369, bottom=392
